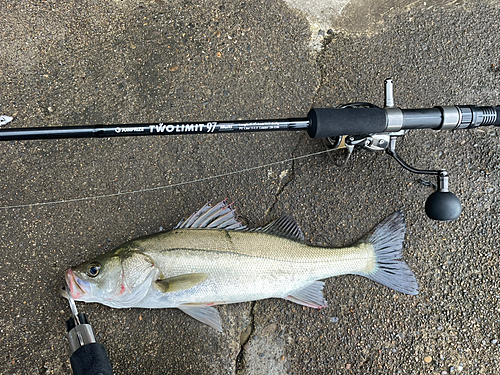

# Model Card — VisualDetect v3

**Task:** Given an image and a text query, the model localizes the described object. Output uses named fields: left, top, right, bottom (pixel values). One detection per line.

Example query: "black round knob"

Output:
left=425, top=191, right=461, bottom=221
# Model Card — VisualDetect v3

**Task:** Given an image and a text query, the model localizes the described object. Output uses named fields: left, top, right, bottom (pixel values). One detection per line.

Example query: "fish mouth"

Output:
left=65, top=268, right=89, bottom=300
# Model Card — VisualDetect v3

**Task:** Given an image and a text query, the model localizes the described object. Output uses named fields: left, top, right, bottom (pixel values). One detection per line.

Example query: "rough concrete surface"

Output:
left=1, top=0, right=499, bottom=374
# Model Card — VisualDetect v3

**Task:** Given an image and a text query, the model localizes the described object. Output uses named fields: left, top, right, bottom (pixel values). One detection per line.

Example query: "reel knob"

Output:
left=425, top=191, right=461, bottom=221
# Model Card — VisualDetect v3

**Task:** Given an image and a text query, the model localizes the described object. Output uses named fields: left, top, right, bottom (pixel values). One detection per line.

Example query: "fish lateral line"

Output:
left=146, top=244, right=378, bottom=264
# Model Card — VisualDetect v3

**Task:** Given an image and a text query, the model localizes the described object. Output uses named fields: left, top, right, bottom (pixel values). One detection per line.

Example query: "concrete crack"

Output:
left=310, top=31, right=338, bottom=107
left=264, top=148, right=297, bottom=221
left=235, top=301, right=256, bottom=374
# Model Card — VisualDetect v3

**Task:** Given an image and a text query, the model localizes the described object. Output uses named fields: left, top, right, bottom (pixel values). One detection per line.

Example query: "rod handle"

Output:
left=307, top=107, right=387, bottom=138
left=70, top=343, right=114, bottom=375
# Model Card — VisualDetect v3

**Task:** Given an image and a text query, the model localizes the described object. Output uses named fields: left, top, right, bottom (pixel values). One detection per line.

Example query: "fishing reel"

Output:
left=4, top=77, right=495, bottom=221
left=324, top=79, right=462, bottom=221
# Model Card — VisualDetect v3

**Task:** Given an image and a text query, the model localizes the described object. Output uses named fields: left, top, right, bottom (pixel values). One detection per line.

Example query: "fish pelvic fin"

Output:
left=357, top=211, right=419, bottom=296
left=284, top=281, right=328, bottom=309
left=178, top=304, right=222, bottom=332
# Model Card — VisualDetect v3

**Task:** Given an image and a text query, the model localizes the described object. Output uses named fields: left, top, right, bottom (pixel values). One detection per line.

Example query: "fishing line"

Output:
left=0, top=148, right=334, bottom=210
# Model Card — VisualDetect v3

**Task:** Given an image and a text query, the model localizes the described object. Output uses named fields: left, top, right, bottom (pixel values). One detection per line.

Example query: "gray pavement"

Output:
left=1, top=0, right=500, bottom=374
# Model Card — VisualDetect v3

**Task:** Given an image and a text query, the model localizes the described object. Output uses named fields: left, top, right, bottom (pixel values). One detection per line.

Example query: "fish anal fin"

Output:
left=284, top=281, right=328, bottom=310
left=178, top=304, right=222, bottom=332
left=155, top=273, right=208, bottom=293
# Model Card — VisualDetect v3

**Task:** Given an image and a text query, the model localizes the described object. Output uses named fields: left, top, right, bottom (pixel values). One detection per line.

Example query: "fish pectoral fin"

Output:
left=284, top=281, right=328, bottom=309
left=178, top=304, right=222, bottom=332
left=155, top=273, right=208, bottom=293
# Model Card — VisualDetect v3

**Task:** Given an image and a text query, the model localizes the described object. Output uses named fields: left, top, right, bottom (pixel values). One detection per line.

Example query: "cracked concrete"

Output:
left=264, top=160, right=295, bottom=221
left=234, top=301, right=256, bottom=374
left=263, top=137, right=303, bottom=220
left=2, top=0, right=500, bottom=374
left=235, top=301, right=292, bottom=375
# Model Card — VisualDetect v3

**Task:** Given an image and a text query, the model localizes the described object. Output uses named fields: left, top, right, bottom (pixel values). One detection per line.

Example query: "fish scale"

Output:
left=65, top=200, right=418, bottom=331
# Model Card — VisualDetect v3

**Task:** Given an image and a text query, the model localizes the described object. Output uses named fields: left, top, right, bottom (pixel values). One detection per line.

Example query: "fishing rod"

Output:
left=62, top=287, right=114, bottom=375
left=2, top=79, right=499, bottom=221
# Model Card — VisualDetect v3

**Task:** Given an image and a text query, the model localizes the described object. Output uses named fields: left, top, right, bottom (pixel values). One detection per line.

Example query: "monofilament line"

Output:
left=0, top=148, right=333, bottom=210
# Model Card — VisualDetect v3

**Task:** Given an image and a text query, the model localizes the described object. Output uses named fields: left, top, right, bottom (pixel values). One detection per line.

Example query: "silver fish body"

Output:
left=66, top=200, right=418, bottom=331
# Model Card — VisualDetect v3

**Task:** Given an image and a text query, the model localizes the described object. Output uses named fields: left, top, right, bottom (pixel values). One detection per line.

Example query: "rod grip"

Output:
left=494, top=106, right=500, bottom=126
left=70, top=343, right=114, bottom=375
left=307, top=107, right=387, bottom=138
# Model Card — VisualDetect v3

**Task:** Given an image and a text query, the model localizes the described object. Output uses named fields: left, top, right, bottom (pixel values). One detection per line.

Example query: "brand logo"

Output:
left=148, top=122, right=218, bottom=133
left=115, top=127, right=145, bottom=133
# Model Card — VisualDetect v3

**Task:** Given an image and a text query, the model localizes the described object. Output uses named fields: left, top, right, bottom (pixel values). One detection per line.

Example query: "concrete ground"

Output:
left=1, top=0, right=499, bottom=374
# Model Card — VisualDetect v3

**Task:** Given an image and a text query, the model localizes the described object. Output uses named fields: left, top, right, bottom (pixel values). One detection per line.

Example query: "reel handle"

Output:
left=425, top=191, right=462, bottom=221
left=424, top=170, right=462, bottom=221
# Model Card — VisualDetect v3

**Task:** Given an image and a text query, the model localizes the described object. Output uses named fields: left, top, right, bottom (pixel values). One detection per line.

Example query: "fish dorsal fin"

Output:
left=174, top=200, right=246, bottom=230
left=255, top=214, right=305, bottom=242
left=155, top=273, right=208, bottom=293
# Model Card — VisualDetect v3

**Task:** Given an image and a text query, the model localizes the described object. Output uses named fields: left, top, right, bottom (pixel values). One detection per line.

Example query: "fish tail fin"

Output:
left=358, top=211, right=418, bottom=295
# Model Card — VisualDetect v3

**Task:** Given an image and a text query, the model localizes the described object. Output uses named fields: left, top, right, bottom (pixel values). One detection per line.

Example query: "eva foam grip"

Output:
left=70, top=343, right=114, bottom=375
left=495, top=107, right=500, bottom=126
left=307, top=107, right=388, bottom=138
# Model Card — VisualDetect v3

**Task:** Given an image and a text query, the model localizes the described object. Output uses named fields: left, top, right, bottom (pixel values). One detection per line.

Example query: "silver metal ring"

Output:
left=385, top=107, right=403, bottom=132
left=438, top=106, right=461, bottom=130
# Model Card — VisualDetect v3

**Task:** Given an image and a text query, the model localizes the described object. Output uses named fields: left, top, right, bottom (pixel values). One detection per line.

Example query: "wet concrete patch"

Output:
left=283, top=0, right=493, bottom=48
left=331, top=0, right=468, bottom=33
left=282, top=0, right=351, bottom=30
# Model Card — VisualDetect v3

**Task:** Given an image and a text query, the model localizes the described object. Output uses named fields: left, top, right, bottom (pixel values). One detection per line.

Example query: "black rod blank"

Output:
left=0, top=119, right=310, bottom=141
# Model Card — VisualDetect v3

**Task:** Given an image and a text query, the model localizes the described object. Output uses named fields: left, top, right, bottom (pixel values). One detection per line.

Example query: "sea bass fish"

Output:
left=65, top=200, right=418, bottom=331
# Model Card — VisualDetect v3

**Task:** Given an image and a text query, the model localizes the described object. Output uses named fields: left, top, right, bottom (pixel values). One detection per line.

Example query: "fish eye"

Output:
left=86, top=262, right=101, bottom=277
